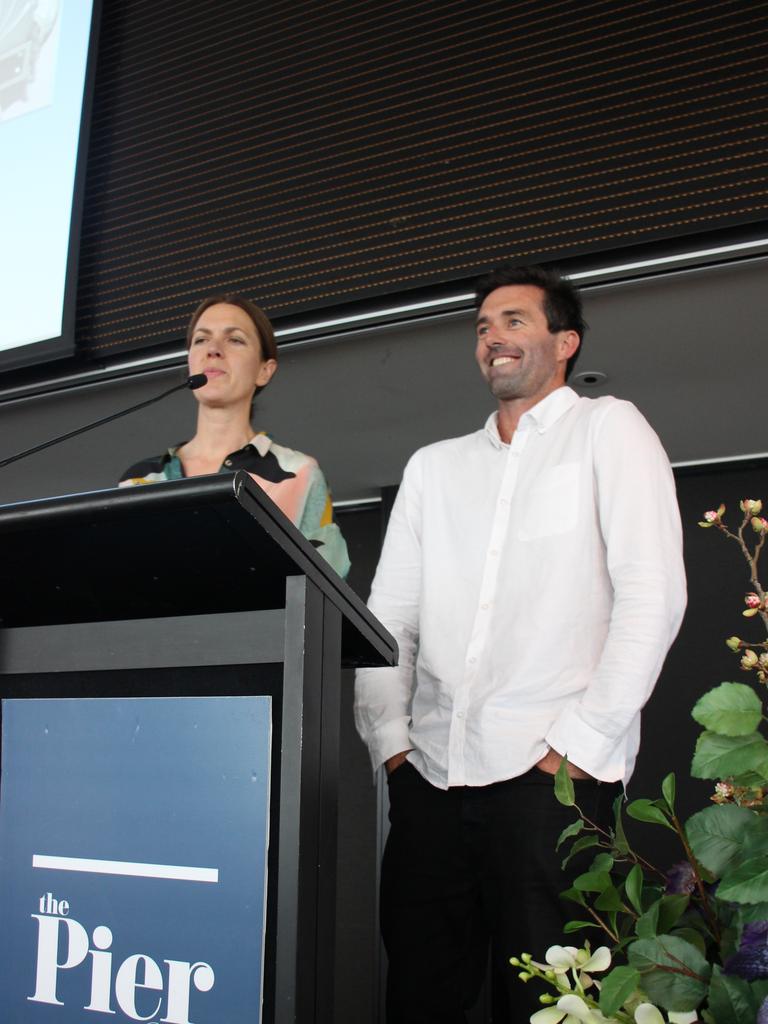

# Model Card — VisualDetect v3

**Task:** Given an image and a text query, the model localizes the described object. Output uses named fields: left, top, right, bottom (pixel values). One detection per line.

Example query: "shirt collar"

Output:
left=483, top=386, right=579, bottom=448
left=250, top=432, right=272, bottom=457
left=166, top=432, right=273, bottom=461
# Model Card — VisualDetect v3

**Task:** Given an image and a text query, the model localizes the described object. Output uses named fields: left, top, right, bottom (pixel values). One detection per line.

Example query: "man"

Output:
left=354, top=265, right=687, bottom=1022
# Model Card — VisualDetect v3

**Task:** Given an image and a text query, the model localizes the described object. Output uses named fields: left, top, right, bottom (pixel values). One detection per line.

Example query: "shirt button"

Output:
left=456, top=711, right=465, bottom=719
left=481, top=603, right=489, bottom=611
left=468, top=656, right=476, bottom=664
left=500, top=497, right=509, bottom=505
left=224, top=459, right=233, bottom=467
left=490, top=549, right=499, bottom=557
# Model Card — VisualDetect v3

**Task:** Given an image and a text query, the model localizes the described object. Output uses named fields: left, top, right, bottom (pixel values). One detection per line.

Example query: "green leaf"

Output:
left=595, top=883, right=625, bottom=911
left=598, top=965, right=641, bottom=1018
left=626, top=798, right=675, bottom=830
left=556, top=818, right=584, bottom=850
left=735, top=902, right=768, bottom=929
left=625, top=864, right=644, bottom=915
left=691, top=730, right=768, bottom=780
left=573, top=870, right=612, bottom=893
left=560, top=885, right=587, bottom=907
left=662, top=772, right=676, bottom=813
left=719, top=923, right=739, bottom=962
left=718, top=855, right=768, bottom=904
left=751, top=978, right=768, bottom=1007
left=657, top=894, right=690, bottom=933
left=670, top=927, right=707, bottom=957
left=686, top=803, right=763, bottom=876
left=692, top=682, right=764, bottom=737
left=706, top=964, right=759, bottom=1023
left=729, top=770, right=768, bottom=788
left=612, top=936, right=636, bottom=956
left=741, top=816, right=768, bottom=858
left=612, top=793, right=630, bottom=855
left=561, top=834, right=599, bottom=869
left=554, top=757, right=575, bottom=806
left=590, top=852, right=615, bottom=873
left=628, top=935, right=711, bottom=1011
left=636, top=900, right=660, bottom=939
left=563, top=919, right=602, bottom=932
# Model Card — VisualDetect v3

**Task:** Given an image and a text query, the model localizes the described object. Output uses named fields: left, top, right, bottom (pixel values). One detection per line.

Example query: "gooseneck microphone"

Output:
left=0, top=374, right=208, bottom=470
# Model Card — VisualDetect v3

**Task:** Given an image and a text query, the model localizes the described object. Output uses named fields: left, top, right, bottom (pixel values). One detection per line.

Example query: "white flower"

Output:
left=635, top=1005, right=665, bottom=1024
left=579, top=947, right=611, bottom=974
left=544, top=945, right=581, bottom=972
left=542, top=945, right=611, bottom=975
left=633, top=1005, right=698, bottom=1024
left=531, top=1009, right=570, bottom=1024
left=530, top=993, right=607, bottom=1024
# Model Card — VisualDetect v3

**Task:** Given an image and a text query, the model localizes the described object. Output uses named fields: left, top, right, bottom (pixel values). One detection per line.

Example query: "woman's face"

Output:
left=187, top=303, right=277, bottom=408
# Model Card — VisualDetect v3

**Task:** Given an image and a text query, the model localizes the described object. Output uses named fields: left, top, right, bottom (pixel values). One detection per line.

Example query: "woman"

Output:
left=119, top=294, right=350, bottom=578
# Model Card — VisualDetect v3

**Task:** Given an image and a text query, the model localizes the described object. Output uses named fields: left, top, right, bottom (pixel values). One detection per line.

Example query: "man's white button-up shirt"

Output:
left=354, top=387, right=687, bottom=787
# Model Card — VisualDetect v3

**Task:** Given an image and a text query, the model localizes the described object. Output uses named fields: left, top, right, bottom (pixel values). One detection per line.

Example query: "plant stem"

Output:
left=576, top=806, right=668, bottom=882
left=726, top=516, right=768, bottom=632
left=670, top=813, right=720, bottom=943
left=584, top=904, right=620, bottom=943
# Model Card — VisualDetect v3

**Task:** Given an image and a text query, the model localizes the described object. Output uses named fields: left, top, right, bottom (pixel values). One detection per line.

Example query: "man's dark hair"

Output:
left=474, top=264, right=587, bottom=379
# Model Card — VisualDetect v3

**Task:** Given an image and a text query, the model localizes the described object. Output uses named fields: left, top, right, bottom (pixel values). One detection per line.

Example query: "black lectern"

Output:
left=0, top=473, right=396, bottom=1024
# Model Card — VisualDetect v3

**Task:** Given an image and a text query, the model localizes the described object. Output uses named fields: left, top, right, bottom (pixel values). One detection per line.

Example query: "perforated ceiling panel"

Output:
left=76, top=0, right=768, bottom=359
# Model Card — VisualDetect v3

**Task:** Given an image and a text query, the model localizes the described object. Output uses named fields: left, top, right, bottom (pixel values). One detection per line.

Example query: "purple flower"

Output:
left=665, top=861, right=697, bottom=895
left=759, top=995, right=768, bottom=1024
left=724, top=920, right=768, bottom=980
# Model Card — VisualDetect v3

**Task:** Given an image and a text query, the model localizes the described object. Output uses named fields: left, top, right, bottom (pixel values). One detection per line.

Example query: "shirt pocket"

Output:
left=516, top=461, right=580, bottom=540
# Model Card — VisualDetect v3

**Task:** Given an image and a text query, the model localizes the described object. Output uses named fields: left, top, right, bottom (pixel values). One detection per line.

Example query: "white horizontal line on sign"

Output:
left=32, top=854, right=218, bottom=883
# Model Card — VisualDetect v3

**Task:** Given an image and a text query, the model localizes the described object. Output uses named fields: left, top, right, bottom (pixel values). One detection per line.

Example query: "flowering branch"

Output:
left=700, top=500, right=768, bottom=680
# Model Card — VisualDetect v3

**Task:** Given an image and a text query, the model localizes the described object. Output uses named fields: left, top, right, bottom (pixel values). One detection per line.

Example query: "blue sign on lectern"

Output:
left=0, top=696, right=272, bottom=1023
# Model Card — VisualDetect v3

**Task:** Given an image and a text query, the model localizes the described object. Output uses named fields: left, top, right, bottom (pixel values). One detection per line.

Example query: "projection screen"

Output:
left=0, top=0, right=98, bottom=373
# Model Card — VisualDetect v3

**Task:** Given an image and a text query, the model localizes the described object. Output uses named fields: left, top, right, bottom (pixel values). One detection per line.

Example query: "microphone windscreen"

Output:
left=187, top=373, right=208, bottom=390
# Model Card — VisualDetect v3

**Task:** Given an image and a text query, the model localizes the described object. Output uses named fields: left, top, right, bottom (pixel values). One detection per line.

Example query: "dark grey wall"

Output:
left=2, top=258, right=768, bottom=1022
left=2, top=255, right=768, bottom=511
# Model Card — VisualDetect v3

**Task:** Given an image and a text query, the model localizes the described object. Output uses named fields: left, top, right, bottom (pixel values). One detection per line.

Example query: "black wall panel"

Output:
left=76, top=0, right=768, bottom=359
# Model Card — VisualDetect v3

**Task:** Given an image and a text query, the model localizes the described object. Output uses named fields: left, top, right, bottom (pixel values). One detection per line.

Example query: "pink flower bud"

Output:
left=726, top=636, right=742, bottom=651
left=751, top=517, right=768, bottom=534
left=741, top=499, right=763, bottom=514
left=743, top=593, right=762, bottom=616
left=699, top=508, right=723, bottom=527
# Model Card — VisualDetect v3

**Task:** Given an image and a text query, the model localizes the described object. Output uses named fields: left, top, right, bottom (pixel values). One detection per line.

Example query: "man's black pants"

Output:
left=381, top=762, right=621, bottom=1023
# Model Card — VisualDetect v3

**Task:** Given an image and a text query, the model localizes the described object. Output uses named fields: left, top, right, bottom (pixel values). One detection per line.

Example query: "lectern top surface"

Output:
left=0, top=472, right=396, bottom=668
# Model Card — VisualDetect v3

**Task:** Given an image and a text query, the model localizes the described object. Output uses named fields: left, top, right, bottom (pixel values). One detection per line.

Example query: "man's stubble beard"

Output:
left=488, top=374, right=527, bottom=401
